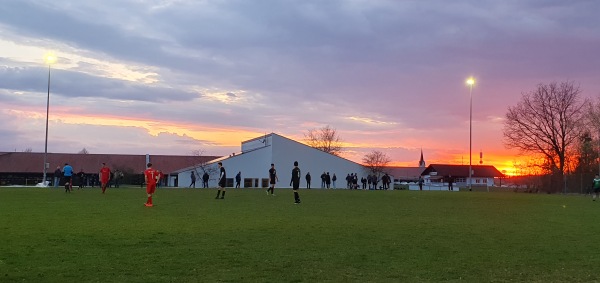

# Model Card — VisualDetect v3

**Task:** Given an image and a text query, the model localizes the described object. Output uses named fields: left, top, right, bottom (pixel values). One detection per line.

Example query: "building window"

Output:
left=261, top=178, right=269, bottom=188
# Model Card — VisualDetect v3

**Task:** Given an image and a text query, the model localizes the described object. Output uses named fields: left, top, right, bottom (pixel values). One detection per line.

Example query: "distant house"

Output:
left=420, top=164, right=505, bottom=189
left=0, top=152, right=218, bottom=186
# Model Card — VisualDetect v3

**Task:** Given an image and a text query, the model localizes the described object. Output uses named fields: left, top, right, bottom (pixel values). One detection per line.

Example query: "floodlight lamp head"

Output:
left=466, top=77, right=475, bottom=86
left=44, top=53, right=57, bottom=65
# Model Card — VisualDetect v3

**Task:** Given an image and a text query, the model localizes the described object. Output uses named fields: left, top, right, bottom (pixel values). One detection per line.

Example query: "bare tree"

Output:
left=23, top=147, right=33, bottom=153
left=585, top=97, right=600, bottom=176
left=503, top=81, right=587, bottom=192
left=304, top=125, right=343, bottom=156
left=78, top=148, right=90, bottom=154
left=362, top=150, right=391, bottom=176
left=191, top=149, right=217, bottom=177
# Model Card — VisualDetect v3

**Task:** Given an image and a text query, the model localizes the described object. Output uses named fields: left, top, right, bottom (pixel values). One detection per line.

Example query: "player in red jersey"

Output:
left=99, top=163, right=111, bottom=194
left=144, top=162, right=159, bottom=207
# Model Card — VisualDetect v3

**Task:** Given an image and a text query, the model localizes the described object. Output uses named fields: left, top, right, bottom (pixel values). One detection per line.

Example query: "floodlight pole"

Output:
left=468, top=80, right=474, bottom=192
left=42, top=64, right=51, bottom=187
left=469, top=84, right=473, bottom=191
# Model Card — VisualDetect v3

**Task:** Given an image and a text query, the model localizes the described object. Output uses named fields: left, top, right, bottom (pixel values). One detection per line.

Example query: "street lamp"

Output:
left=42, top=53, right=56, bottom=187
left=466, top=77, right=475, bottom=191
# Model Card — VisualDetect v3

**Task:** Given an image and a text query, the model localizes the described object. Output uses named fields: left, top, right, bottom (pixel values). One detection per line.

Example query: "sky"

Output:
left=1, top=0, right=599, bottom=174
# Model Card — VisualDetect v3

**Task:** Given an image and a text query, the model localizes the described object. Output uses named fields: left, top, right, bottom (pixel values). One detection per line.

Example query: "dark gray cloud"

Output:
left=0, top=65, right=197, bottom=102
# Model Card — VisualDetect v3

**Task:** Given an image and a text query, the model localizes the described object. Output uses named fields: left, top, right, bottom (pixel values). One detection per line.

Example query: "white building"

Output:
left=175, top=133, right=366, bottom=189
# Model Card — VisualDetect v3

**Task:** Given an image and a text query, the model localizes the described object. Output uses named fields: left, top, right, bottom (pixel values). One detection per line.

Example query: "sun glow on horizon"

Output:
left=7, top=108, right=527, bottom=173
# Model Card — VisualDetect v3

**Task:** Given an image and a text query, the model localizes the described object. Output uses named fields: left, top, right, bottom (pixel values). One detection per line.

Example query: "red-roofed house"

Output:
left=419, top=164, right=505, bottom=190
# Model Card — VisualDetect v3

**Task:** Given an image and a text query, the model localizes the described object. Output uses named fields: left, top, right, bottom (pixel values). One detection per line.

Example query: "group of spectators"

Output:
left=319, top=172, right=336, bottom=189
left=359, top=173, right=392, bottom=190
left=189, top=171, right=211, bottom=188
left=310, top=172, right=394, bottom=190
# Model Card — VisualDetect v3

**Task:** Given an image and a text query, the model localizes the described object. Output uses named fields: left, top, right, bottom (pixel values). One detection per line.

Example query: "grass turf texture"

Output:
left=1, top=187, right=599, bottom=282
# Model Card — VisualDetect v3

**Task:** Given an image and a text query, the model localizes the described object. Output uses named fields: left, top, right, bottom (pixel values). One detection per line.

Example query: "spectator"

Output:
left=202, top=172, right=209, bottom=188
left=114, top=170, right=123, bottom=188
left=53, top=166, right=62, bottom=188
left=235, top=171, right=241, bottom=188
left=372, top=175, right=378, bottom=190
left=190, top=171, right=197, bottom=188
left=332, top=173, right=337, bottom=189
left=77, top=169, right=85, bottom=190
left=346, top=174, right=351, bottom=189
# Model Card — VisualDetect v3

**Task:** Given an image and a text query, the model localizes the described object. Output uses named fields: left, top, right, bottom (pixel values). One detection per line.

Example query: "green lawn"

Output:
left=1, top=187, right=599, bottom=282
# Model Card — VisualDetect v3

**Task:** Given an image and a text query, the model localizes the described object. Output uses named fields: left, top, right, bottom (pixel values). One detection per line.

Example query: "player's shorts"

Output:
left=63, top=176, right=72, bottom=185
left=270, top=180, right=276, bottom=185
left=594, top=187, right=600, bottom=193
left=146, top=183, right=156, bottom=194
left=218, top=180, right=226, bottom=187
left=101, top=179, right=109, bottom=185
left=292, top=182, right=300, bottom=190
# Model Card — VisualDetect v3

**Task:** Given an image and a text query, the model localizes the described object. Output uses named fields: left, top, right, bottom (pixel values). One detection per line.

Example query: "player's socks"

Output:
left=147, top=196, right=152, bottom=204
left=221, top=191, right=225, bottom=198
left=216, top=190, right=221, bottom=199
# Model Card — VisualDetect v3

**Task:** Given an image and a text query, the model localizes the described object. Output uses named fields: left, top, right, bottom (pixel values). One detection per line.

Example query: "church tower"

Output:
left=418, top=149, right=426, bottom=168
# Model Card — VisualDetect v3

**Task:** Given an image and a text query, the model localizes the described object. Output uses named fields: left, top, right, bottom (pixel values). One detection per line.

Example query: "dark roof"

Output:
left=385, top=167, right=425, bottom=179
left=421, top=164, right=505, bottom=178
left=0, top=152, right=220, bottom=174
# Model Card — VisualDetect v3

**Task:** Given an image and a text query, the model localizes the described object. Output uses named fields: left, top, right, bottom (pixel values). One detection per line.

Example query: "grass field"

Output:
left=1, top=187, right=599, bottom=282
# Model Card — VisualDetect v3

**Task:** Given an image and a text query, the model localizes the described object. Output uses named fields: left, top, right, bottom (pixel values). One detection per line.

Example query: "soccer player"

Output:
left=144, top=163, right=159, bottom=207
left=215, top=162, right=226, bottom=199
left=267, top=163, right=278, bottom=196
left=592, top=175, right=600, bottom=201
left=99, top=163, right=111, bottom=194
left=63, top=163, right=73, bottom=192
left=290, top=161, right=301, bottom=204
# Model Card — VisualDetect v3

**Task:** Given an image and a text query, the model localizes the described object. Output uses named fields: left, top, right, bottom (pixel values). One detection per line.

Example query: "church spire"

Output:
left=419, top=148, right=426, bottom=168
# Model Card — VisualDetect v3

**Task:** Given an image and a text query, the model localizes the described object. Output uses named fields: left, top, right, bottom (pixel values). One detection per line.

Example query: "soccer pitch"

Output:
left=1, top=187, right=599, bottom=282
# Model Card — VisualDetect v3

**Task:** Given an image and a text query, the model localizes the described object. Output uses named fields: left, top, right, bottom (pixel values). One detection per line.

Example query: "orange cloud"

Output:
left=10, top=109, right=262, bottom=147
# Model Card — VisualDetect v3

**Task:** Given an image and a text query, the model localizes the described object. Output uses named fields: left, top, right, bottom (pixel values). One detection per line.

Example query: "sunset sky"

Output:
left=1, top=0, right=599, bottom=174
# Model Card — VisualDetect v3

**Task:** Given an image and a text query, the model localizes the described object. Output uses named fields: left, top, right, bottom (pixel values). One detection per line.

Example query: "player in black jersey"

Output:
left=267, top=163, right=278, bottom=196
left=291, top=161, right=301, bottom=204
left=215, top=162, right=226, bottom=199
